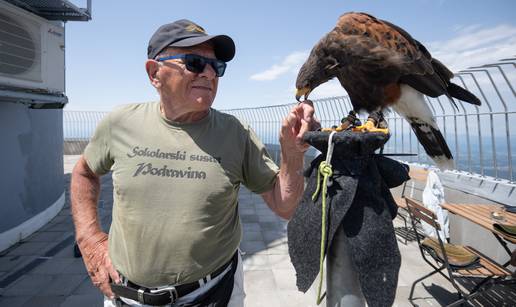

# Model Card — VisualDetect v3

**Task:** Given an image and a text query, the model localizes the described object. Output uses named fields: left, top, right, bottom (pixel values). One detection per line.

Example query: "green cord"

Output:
left=311, top=165, right=322, bottom=202
left=312, top=161, right=333, bottom=305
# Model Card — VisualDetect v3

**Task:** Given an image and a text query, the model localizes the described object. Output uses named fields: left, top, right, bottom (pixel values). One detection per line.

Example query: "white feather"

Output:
left=392, top=84, right=454, bottom=170
left=390, top=84, right=437, bottom=129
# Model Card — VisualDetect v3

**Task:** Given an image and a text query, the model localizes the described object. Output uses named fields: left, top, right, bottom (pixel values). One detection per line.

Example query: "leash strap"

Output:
left=311, top=131, right=336, bottom=305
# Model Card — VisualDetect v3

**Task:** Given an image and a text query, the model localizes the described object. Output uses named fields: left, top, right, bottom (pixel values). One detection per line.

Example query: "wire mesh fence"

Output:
left=63, top=111, right=108, bottom=154
left=223, top=57, right=516, bottom=182
left=64, top=57, right=515, bottom=182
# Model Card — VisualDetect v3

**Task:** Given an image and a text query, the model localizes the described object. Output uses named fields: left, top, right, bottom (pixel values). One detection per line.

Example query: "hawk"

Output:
left=295, top=12, right=481, bottom=170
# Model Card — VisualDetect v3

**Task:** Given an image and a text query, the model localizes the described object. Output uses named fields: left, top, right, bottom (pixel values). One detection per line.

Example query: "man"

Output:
left=71, top=19, right=318, bottom=306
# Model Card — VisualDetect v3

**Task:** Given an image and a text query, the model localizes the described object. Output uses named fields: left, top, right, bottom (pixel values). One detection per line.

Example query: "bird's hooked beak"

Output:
left=295, top=87, right=312, bottom=103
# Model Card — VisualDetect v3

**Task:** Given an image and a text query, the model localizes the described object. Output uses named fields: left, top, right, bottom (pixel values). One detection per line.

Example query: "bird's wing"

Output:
left=333, top=13, right=452, bottom=98
left=332, top=13, right=429, bottom=72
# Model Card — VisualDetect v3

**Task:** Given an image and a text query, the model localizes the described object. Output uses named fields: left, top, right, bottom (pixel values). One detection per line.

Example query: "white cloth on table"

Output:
left=421, top=170, right=449, bottom=240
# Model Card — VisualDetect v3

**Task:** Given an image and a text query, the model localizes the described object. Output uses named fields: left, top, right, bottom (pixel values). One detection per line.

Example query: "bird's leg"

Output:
left=339, top=110, right=361, bottom=131
left=352, top=110, right=389, bottom=134
left=320, top=110, right=361, bottom=132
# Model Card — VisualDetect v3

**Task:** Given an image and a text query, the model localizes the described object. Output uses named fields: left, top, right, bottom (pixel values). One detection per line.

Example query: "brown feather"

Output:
left=295, top=12, right=481, bottom=111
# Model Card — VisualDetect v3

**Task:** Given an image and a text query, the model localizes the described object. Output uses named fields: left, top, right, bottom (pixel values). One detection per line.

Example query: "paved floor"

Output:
left=0, top=156, right=513, bottom=306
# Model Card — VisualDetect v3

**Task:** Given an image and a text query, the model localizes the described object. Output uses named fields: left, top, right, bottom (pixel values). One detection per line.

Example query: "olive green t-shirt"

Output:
left=83, top=102, right=279, bottom=287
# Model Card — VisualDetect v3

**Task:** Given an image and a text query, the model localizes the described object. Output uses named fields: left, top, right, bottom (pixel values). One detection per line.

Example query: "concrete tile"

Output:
left=241, top=249, right=268, bottom=258
left=244, top=291, right=282, bottom=307
left=238, top=199, right=255, bottom=206
left=100, top=216, right=113, bottom=230
left=243, top=269, right=278, bottom=292
left=21, top=295, right=66, bottom=307
left=255, top=208, right=275, bottom=216
left=277, top=290, right=319, bottom=307
left=42, top=222, right=75, bottom=232
left=253, top=202, right=268, bottom=209
left=39, top=274, right=87, bottom=296
left=28, top=257, right=76, bottom=275
left=242, top=254, right=270, bottom=271
left=419, top=280, right=458, bottom=305
left=241, top=222, right=261, bottom=232
left=61, top=258, right=88, bottom=275
left=52, top=243, right=77, bottom=259
left=0, top=255, right=35, bottom=272
left=241, top=214, right=259, bottom=223
left=258, top=214, right=279, bottom=223
left=268, top=254, right=294, bottom=270
left=266, top=241, right=289, bottom=255
left=60, top=294, right=103, bottom=307
left=269, top=236, right=288, bottom=245
left=240, top=240, right=266, bottom=254
left=398, top=253, right=443, bottom=288
left=49, top=215, right=71, bottom=224
left=57, top=208, right=72, bottom=216
left=259, top=221, right=286, bottom=232
left=98, top=199, right=111, bottom=210
left=2, top=275, right=54, bottom=296
left=396, top=282, right=448, bottom=307
left=72, top=278, right=99, bottom=295
left=238, top=193, right=253, bottom=200
left=26, top=231, right=69, bottom=243
left=272, top=268, right=299, bottom=290
left=243, top=270, right=283, bottom=307
left=0, top=296, right=31, bottom=307
left=6, top=242, right=51, bottom=257
left=262, top=230, right=286, bottom=243
left=242, top=231, right=263, bottom=242
left=239, top=207, right=256, bottom=215
left=3, top=157, right=513, bottom=307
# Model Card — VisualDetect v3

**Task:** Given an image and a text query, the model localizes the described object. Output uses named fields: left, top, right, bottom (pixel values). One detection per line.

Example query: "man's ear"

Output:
left=145, top=60, right=161, bottom=88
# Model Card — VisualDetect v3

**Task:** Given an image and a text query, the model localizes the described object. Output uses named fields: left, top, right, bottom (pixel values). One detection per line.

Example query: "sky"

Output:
left=64, top=0, right=516, bottom=111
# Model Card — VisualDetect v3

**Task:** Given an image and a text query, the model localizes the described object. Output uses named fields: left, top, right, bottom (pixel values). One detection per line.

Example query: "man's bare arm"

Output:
left=70, top=156, right=119, bottom=298
left=261, top=150, right=304, bottom=219
left=71, top=156, right=102, bottom=240
left=261, top=101, right=318, bottom=219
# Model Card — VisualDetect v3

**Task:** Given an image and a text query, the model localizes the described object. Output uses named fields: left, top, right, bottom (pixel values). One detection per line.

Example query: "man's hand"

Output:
left=78, top=232, right=120, bottom=298
left=70, top=156, right=120, bottom=299
left=280, top=100, right=320, bottom=153
left=262, top=100, right=320, bottom=219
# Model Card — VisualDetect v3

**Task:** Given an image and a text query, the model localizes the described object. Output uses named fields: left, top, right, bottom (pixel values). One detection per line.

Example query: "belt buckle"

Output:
left=152, top=285, right=178, bottom=303
left=169, top=286, right=178, bottom=303
left=137, top=288, right=145, bottom=304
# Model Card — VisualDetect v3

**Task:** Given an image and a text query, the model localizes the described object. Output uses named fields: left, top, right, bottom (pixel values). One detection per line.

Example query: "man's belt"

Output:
left=111, top=252, right=237, bottom=306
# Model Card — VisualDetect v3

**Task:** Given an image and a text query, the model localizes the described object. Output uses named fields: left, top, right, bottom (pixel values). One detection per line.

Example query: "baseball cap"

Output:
left=147, top=19, right=235, bottom=62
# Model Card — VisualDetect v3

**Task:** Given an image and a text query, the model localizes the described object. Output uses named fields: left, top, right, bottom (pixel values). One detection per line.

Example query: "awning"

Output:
left=0, top=89, right=68, bottom=109
left=3, top=0, right=92, bottom=21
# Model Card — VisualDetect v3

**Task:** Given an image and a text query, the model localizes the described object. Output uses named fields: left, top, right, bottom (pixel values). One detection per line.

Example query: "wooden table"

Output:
left=442, top=203, right=516, bottom=264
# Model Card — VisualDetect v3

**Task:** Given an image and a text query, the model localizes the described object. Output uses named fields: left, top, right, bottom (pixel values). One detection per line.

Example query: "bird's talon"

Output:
left=351, top=120, right=389, bottom=134
left=352, top=120, right=375, bottom=132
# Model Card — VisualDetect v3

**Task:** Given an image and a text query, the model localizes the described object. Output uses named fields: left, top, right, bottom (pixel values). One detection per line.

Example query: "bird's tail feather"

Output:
left=447, top=83, right=481, bottom=106
left=409, top=121, right=455, bottom=170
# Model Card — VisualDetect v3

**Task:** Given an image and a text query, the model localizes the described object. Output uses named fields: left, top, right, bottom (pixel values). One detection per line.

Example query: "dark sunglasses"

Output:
left=156, top=54, right=227, bottom=77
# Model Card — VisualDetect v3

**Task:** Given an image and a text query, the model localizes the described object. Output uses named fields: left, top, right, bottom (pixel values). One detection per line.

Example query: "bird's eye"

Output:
left=325, top=63, right=339, bottom=70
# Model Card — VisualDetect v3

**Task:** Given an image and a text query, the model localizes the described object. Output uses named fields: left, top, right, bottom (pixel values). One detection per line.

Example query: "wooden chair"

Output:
left=405, top=197, right=512, bottom=307
left=395, top=167, right=428, bottom=244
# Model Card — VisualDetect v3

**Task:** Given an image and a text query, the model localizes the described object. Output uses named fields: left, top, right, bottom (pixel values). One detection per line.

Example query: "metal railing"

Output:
left=63, top=110, right=108, bottom=140
left=223, top=57, right=516, bottom=182
left=63, top=57, right=515, bottom=182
